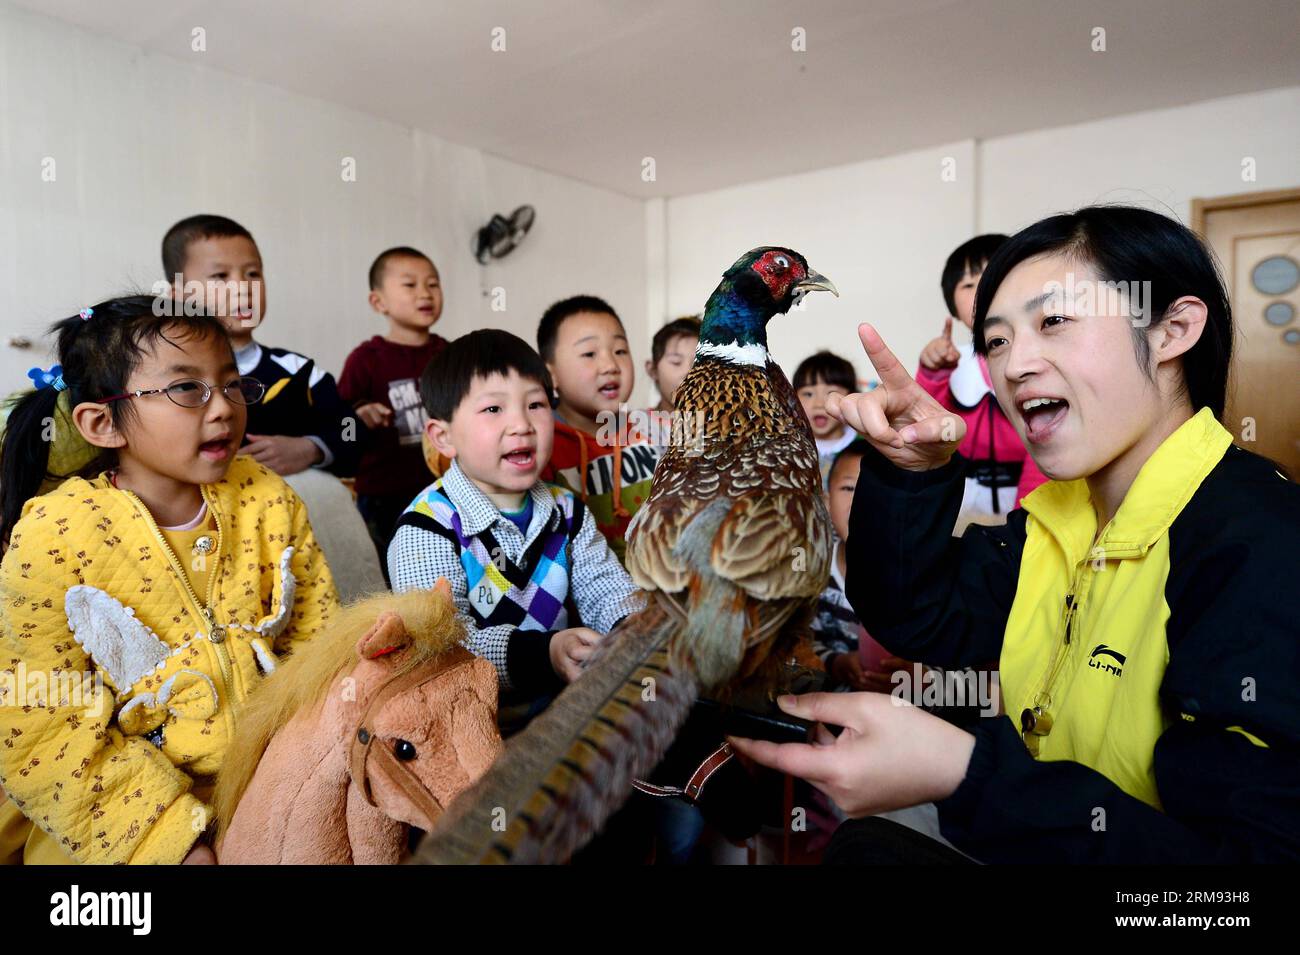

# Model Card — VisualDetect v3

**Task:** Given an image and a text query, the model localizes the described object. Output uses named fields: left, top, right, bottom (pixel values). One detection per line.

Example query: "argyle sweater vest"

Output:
left=395, top=481, right=585, bottom=632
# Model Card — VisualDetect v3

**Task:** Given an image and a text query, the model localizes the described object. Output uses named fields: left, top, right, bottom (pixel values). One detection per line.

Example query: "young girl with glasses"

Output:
left=0, top=295, right=338, bottom=864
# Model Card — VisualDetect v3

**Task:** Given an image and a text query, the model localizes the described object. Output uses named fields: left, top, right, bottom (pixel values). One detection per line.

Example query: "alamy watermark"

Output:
left=596, top=405, right=707, bottom=455
left=0, top=662, right=107, bottom=717
left=890, top=664, right=999, bottom=717
left=150, top=276, right=263, bottom=328
left=49, top=885, right=151, bottom=934
left=1043, top=273, right=1153, bottom=327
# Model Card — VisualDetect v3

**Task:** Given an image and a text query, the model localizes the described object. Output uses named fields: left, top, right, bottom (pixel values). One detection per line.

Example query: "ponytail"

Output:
left=1, top=386, right=65, bottom=544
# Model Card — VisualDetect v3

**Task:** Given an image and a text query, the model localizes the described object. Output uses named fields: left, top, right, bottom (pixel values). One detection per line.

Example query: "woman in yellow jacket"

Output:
left=732, top=207, right=1299, bottom=863
left=0, top=296, right=338, bottom=864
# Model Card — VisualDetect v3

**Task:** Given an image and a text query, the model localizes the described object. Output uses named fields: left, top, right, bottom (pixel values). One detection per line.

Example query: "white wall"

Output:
left=657, top=86, right=1300, bottom=386
left=0, top=4, right=649, bottom=402
left=659, top=141, right=978, bottom=390
left=979, top=86, right=1300, bottom=234
left=4, top=0, right=1297, bottom=410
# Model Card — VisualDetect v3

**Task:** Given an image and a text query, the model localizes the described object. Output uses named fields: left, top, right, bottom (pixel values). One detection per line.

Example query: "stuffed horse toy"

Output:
left=213, top=581, right=502, bottom=864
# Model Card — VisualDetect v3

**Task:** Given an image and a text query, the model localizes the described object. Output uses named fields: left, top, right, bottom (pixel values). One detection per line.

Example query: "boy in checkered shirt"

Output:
left=388, top=329, right=643, bottom=729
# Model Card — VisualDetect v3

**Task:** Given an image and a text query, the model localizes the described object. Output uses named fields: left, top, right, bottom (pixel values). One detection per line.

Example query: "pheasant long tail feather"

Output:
left=413, top=596, right=697, bottom=864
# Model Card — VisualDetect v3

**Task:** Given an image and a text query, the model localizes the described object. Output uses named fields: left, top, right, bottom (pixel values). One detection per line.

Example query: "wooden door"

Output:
left=1196, top=189, right=1300, bottom=476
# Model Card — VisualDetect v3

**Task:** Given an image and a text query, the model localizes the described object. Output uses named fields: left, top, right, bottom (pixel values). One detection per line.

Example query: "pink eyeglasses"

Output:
left=97, top=376, right=265, bottom=408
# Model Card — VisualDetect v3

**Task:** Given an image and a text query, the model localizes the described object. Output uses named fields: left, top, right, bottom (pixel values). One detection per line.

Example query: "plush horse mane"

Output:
left=212, top=587, right=466, bottom=838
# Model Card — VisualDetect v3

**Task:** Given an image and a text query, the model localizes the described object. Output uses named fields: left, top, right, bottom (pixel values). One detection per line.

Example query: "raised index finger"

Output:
left=857, top=323, right=916, bottom=392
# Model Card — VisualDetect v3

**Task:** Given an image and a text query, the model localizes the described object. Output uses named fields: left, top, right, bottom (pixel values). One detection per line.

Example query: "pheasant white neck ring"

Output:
left=696, top=340, right=771, bottom=367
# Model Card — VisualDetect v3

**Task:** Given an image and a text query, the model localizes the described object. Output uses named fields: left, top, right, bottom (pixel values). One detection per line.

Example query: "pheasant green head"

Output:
left=699, top=247, right=837, bottom=362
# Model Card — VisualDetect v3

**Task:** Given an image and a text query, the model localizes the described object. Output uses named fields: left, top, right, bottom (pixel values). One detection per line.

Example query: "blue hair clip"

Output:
left=80, top=307, right=93, bottom=321
left=27, top=364, right=67, bottom=392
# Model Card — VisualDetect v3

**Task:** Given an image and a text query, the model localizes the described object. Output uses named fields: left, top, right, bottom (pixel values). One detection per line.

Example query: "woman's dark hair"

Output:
left=651, top=316, right=701, bottom=365
left=793, top=350, right=857, bottom=393
left=0, top=295, right=229, bottom=543
left=972, top=206, right=1233, bottom=420
left=420, top=329, right=555, bottom=421
left=941, top=234, right=1008, bottom=316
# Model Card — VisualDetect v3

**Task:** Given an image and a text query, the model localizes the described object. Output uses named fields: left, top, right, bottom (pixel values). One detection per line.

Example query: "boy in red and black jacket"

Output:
left=537, top=296, right=661, bottom=565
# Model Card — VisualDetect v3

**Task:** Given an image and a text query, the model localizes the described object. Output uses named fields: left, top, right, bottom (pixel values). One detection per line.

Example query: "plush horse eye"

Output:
left=393, top=739, right=417, bottom=761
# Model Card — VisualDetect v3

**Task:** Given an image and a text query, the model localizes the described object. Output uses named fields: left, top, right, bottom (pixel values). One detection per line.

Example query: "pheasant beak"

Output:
left=795, top=271, right=839, bottom=297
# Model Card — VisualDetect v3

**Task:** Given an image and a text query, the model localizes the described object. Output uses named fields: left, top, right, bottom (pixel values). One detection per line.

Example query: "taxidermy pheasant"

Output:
left=416, top=247, right=837, bottom=864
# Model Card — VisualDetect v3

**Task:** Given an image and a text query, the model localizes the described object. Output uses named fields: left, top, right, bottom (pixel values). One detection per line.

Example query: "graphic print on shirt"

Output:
left=388, top=377, right=427, bottom=445
left=558, top=443, right=661, bottom=498
left=1088, top=643, right=1126, bottom=677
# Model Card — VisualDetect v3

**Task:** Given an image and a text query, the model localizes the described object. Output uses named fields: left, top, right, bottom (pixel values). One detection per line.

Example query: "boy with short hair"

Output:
left=339, top=246, right=451, bottom=562
left=537, top=295, right=661, bottom=563
left=162, top=213, right=358, bottom=476
left=388, top=329, right=642, bottom=720
left=793, top=349, right=858, bottom=489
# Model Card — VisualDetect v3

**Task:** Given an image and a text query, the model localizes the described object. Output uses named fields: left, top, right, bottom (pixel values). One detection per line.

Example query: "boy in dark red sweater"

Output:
left=339, top=246, right=449, bottom=566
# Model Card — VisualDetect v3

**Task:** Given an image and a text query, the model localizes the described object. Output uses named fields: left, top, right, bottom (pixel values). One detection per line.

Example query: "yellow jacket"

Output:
left=851, top=407, right=1300, bottom=861
left=0, top=456, right=338, bottom=863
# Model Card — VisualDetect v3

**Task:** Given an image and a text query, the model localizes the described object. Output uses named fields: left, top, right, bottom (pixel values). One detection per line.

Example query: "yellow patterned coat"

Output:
left=0, top=456, right=337, bottom=863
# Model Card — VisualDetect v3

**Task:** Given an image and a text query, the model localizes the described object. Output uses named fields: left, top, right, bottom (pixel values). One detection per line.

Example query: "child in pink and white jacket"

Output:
left=916, top=235, right=1046, bottom=524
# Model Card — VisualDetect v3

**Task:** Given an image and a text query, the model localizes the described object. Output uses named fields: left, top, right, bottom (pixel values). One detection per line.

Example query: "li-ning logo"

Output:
left=1088, top=644, right=1126, bottom=677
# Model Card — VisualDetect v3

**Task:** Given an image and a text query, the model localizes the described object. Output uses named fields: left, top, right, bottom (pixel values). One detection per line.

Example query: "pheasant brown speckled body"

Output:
left=626, top=353, right=831, bottom=688
left=417, top=246, right=837, bottom=864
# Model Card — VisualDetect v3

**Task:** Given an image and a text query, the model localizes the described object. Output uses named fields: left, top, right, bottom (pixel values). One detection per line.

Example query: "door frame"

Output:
left=1191, top=187, right=1300, bottom=236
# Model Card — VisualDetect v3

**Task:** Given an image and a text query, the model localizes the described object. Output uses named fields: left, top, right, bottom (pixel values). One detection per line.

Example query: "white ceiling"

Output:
left=15, top=0, right=1300, bottom=198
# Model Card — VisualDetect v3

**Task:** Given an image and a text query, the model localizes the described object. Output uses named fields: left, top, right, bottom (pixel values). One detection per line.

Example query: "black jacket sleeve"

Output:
left=505, top=629, right=567, bottom=697
left=845, top=446, right=1025, bottom=669
left=938, top=448, right=1300, bottom=863
left=308, top=370, right=361, bottom=477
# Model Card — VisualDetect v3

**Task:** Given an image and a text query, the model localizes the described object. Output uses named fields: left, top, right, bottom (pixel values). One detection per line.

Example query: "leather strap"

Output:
left=348, top=645, right=474, bottom=827
left=684, top=741, right=734, bottom=800
left=631, top=741, right=734, bottom=802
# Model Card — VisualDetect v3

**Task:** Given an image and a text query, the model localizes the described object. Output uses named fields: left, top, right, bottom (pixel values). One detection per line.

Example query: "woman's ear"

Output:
left=71, top=402, right=127, bottom=450
left=424, top=417, right=456, bottom=459
left=1152, top=296, right=1208, bottom=364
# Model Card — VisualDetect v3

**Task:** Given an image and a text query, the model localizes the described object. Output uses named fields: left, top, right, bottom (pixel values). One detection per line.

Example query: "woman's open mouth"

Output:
left=502, top=448, right=536, bottom=470
left=1020, top=396, right=1070, bottom=444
